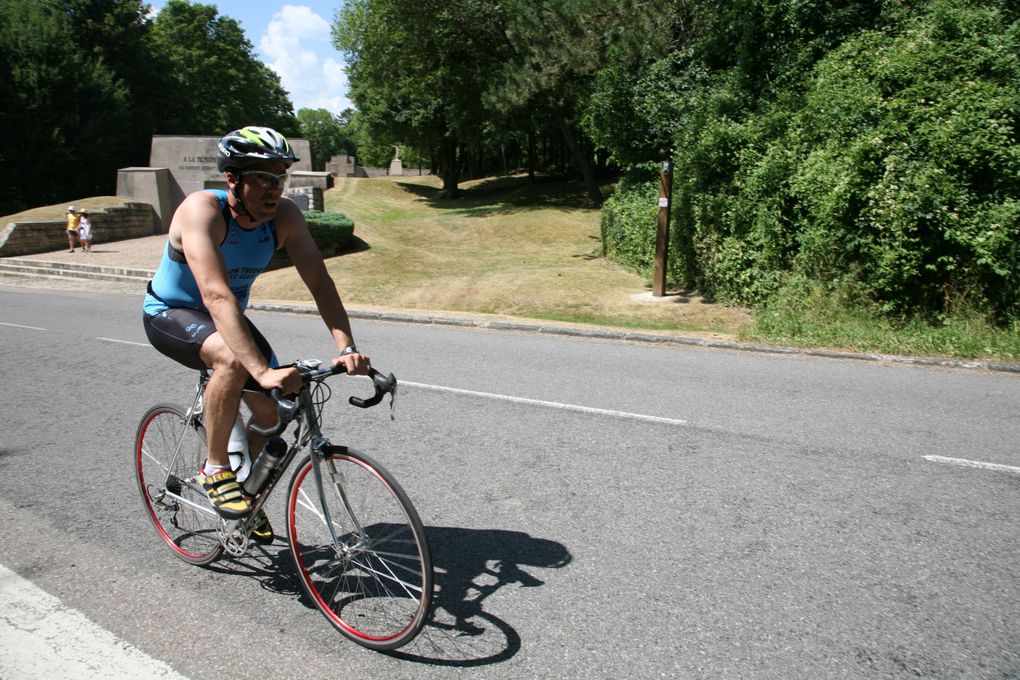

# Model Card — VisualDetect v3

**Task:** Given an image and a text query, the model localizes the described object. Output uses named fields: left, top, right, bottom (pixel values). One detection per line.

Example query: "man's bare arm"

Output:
left=277, top=201, right=370, bottom=374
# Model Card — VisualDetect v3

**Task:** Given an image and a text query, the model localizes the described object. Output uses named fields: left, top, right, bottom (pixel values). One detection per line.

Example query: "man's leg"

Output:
left=192, top=331, right=259, bottom=519
left=144, top=308, right=279, bottom=519
left=241, top=392, right=278, bottom=459
left=198, top=332, right=250, bottom=468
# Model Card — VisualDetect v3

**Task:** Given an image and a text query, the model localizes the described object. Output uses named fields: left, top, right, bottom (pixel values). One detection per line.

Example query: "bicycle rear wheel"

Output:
left=135, top=404, right=223, bottom=565
left=286, top=446, right=433, bottom=650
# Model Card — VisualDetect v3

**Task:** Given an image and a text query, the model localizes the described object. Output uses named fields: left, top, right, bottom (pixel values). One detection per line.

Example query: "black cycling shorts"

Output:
left=143, top=308, right=279, bottom=388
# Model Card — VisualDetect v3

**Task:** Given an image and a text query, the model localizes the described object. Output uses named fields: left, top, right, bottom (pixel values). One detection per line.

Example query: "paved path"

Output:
left=17, top=233, right=167, bottom=269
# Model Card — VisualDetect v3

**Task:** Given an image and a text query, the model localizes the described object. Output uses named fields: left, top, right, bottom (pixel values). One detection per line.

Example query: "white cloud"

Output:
left=261, top=5, right=353, bottom=114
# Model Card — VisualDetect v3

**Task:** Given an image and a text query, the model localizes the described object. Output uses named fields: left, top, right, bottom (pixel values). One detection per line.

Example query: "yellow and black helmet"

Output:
left=217, top=126, right=299, bottom=172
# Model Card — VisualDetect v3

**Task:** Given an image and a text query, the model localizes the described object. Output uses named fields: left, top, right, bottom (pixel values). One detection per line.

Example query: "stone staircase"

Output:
left=0, top=257, right=154, bottom=285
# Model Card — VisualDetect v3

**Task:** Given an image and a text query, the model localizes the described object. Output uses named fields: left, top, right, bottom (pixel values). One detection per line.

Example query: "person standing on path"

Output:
left=77, top=210, right=92, bottom=253
left=65, top=206, right=80, bottom=252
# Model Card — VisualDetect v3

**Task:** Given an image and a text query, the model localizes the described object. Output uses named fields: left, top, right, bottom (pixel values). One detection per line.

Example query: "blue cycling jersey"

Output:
left=143, top=190, right=277, bottom=315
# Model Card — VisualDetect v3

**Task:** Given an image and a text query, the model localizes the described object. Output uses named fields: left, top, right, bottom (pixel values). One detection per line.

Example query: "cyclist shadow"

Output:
left=209, top=525, right=571, bottom=667
left=391, top=526, right=572, bottom=666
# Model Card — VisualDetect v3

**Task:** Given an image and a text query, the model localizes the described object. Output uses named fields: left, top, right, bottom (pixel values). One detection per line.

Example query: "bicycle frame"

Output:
left=160, top=368, right=370, bottom=558
left=136, top=361, right=431, bottom=650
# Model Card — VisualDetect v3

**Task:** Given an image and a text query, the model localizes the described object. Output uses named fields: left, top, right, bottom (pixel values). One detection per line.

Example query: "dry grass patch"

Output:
left=1, top=196, right=129, bottom=224
left=251, top=174, right=751, bottom=338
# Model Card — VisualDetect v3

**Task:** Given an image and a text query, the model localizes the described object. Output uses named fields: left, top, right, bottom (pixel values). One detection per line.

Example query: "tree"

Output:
left=149, top=0, right=297, bottom=136
left=485, top=0, right=665, bottom=206
left=334, top=0, right=510, bottom=197
left=297, top=108, right=357, bottom=170
left=64, top=0, right=162, bottom=168
left=596, top=0, right=1020, bottom=322
left=0, top=0, right=133, bottom=212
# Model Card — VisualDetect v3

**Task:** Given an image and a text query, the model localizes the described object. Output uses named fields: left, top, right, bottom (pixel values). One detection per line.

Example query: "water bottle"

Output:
left=242, top=437, right=287, bottom=496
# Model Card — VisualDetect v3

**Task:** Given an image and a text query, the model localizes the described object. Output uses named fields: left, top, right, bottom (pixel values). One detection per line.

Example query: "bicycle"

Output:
left=133, top=359, right=433, bottom=651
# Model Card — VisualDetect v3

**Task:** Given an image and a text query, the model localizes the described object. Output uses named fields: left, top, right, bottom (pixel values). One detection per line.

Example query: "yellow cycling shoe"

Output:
left=251, top=509, right=274, bottom=545
left=198, top=469, right=251, bottom=519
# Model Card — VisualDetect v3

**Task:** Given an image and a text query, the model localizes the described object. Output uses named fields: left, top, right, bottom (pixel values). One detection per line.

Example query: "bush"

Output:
left=600, top=165, right=659, bottom=272
left=601, top=0, right=1020, bottom=321
left=302, top=210, right=356, bottom=254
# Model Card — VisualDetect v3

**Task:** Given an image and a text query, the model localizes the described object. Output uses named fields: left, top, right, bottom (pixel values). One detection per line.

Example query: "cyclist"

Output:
left=142, top=126, right=370, bottom=538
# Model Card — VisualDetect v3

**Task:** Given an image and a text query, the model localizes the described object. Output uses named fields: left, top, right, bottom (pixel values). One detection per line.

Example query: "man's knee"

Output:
left=201, top=337, right=249, bottom=384
left=244, top=393, right=277, bottom=422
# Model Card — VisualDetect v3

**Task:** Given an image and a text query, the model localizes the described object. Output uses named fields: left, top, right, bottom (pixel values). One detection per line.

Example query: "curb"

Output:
left=249, top=301, right=1020, bottom=375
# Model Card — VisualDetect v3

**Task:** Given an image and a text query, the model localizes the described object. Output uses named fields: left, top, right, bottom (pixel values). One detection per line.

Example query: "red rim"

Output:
left=287, top=455, right=419, bottom=643
left=136, top=409, right=216, bottom=561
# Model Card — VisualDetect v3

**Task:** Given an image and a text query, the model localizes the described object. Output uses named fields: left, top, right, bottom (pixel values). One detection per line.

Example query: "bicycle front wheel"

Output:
left=286, top=447, right=433, bottom=650
left=134, top=404, right=223, bottom=565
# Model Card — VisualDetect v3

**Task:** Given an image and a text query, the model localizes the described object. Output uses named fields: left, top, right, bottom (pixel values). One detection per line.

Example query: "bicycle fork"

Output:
left=308, top=438, right=366, bottom=559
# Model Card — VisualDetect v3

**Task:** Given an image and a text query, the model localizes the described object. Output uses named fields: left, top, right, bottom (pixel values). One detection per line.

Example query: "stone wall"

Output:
left=0, top=203, right=157, bottom=257
left=325, top=153, right=428, bottom=178
left=116, top=167, right=172, bottom=231
left=283, top=186, right=324, bottom=212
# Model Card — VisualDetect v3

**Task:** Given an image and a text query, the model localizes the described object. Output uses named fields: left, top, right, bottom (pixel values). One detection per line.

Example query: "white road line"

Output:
left=96, top=337, right=151, bottom=347
left=402, top=380, right=687, bottom=426
left=0, top=321, right=47, bottom=331
left=923, top=455, right=1020, bottom=474
left=0, top=563, right=190, bottom=680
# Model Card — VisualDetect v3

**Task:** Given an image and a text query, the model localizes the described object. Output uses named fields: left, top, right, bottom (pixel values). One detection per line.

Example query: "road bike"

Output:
left=133, top=359, right=433, bottom=651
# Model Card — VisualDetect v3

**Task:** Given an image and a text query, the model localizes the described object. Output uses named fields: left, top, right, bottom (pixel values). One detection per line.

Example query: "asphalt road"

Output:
left=1, top=286, right=1018, bottom=679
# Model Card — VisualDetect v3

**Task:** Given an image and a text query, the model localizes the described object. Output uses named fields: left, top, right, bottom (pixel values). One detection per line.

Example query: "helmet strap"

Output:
left=229, top=175, right=256, bottom=222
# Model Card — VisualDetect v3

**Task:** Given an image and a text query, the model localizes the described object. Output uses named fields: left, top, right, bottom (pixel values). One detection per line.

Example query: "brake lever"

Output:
left=349, top=370, right=397, bottom=412
left=248, top=388, right=298, bottom=438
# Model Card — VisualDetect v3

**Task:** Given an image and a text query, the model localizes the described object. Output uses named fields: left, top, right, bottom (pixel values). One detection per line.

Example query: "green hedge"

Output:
left=303, top=210, right=355, bottom=254
left=600, top=0, right=1020, bottom=321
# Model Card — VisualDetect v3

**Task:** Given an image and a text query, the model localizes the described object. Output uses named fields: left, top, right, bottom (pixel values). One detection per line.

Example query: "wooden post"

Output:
left=653, top=157, right=673, bottom=297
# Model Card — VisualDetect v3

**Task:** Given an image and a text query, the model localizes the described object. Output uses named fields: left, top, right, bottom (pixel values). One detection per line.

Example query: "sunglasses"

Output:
left=242, top=170, right=289, bottom=190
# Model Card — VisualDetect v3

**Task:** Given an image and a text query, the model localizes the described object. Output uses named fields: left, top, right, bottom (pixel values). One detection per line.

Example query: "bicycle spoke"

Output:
left=135, top=405, right=223, bottom=565
left=287, top=449, right=432, bottom=650
left=347, top=553, right=425, bottom=597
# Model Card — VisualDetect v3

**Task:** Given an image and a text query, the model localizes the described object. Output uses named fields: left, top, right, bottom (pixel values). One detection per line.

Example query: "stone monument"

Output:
left=116, top=134, right=313, bottom=230
left=388, top=145, right=403, bottom=176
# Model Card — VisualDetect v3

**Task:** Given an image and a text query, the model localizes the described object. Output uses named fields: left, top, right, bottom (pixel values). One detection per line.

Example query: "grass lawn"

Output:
left=251, top=174, right=752, bottom=339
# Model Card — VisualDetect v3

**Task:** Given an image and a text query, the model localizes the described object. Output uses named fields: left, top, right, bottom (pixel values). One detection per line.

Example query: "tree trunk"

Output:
left=554, top=108, right=602, bottom=206
left=527, top=129, right=536, bottom=183
left=438, top=135, right=460, bottom=198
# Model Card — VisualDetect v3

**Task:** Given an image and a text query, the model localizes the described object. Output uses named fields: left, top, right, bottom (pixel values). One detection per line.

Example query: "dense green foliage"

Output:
left=0, top=0, right=298, bottom=214
left=149, top=1, right=297, bottom=136
left=297, top=108, right=357, bottom=170
left=596, top=0, right=1020, bottom=322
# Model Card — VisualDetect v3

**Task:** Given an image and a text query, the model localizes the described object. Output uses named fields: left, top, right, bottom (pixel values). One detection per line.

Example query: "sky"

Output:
left=147, top=1, right=354, bottom=114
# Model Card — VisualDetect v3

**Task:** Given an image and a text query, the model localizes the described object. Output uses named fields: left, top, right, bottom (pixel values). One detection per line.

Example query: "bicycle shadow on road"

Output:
left=386, top=525, right=572, bottom=666
left=207, top=525, right=571, bottom=667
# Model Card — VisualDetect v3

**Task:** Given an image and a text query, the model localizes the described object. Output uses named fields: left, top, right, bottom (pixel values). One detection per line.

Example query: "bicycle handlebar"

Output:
left=247, top=363, right=397, bottom=439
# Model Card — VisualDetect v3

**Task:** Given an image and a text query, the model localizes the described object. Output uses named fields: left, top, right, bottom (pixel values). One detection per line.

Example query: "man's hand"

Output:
left=332, top=352, right=371, bottom=376
left=256, top=366, right=302, bottom=395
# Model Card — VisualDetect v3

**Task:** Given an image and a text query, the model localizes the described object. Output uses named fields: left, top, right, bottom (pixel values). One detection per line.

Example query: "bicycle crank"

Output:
left=220, top=520, right=249, bottom=557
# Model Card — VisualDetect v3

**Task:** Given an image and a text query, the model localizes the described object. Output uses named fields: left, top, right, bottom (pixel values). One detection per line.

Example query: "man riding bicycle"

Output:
left=142, top=126, right=370, bottom=539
